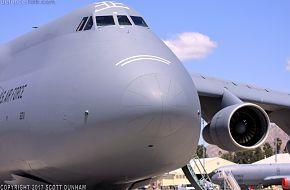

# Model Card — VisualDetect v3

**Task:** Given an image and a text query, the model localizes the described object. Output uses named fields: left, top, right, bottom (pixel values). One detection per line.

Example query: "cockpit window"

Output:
left=84, top=16, right=93, bottom=31
left=76, top=17, right=88, bottom=31
left=130, top=16, right=148, bottom=27
left=117, top=15, right=132, bottom=25
left=96, top=16, right=115, bottom=26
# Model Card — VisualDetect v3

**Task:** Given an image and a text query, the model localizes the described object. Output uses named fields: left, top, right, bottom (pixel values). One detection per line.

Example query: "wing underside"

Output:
left=191, top=73, right=290, bottom=135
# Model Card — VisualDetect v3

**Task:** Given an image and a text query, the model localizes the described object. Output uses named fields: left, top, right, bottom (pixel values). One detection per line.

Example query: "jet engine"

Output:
left=283, top=177, right=290, bottom=190
left=202, top=103, right=270, bottom=151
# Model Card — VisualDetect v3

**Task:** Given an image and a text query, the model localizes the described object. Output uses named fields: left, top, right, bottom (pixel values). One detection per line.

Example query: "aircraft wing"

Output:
left=191, top=73, right=290, bottom=135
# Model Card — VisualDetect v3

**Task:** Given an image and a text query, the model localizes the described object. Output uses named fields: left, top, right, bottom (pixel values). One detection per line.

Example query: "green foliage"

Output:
left=233, top=150, right=254, bottom=164
left=220, top=143, right=273, bottom=164
left=253, top=147, right=264, bottom=162
left=221, top=152, right=234, bottom=161
left=196, top=145, right=208, bottom=158
left=263, top=142, right=274, bottom=158
left=274, top=138, right=282, bottom=154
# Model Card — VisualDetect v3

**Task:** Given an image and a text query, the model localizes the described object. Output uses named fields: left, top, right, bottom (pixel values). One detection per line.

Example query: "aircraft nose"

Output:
left=211, top=173, right=222, bottom=185
left=211, top=173, right=217, bottom=181
left=121, top=73, right=195, bottom=138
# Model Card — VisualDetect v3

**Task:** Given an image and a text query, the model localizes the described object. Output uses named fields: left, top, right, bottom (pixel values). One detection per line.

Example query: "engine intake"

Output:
left=202, top=103, right=270, bottom=151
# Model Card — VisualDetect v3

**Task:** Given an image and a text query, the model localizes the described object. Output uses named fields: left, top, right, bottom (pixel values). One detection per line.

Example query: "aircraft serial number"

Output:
left=0, top=84, right=28, bottom=104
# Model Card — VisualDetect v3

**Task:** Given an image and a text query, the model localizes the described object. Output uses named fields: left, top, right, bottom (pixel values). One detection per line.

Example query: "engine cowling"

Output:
left=282, top=177, right=290, bottom=190
left=202, top=103, right=270, bottom=151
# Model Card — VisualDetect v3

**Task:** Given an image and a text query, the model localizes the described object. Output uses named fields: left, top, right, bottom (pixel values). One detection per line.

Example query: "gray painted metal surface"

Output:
left=0, top=1, right=201, bottom=188
left=192, top=73, right=290, bottom=135
left=0, top=1, right=289, bottom=188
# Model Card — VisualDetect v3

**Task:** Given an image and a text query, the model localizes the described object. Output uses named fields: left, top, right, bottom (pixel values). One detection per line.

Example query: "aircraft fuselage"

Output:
left=0, top=3, right=201, bottom=187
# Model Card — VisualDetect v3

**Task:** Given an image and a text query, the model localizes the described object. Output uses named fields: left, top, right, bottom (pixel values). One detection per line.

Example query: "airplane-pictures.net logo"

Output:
left=0, top=0, right=55, bottom=5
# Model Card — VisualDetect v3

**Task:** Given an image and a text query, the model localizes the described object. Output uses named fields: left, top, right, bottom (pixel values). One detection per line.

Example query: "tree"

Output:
left=253, top=147, right=264, bottom=162
left=220, top=142, right=276, bottom=164
left=196, top=145, right=208, bottom=158
left=275, top=138, right=283, bottom=154
left=233, top=150, right=254, bottom=164
left=263, top=142, right=274, bottom=158
left=221, top=152, right=234, bottom=162
left=283, top=146, right=288, bottom=154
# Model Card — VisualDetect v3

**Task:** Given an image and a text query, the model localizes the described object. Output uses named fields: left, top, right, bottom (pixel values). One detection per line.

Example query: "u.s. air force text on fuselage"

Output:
left=0, top=85, right=27, bottom=104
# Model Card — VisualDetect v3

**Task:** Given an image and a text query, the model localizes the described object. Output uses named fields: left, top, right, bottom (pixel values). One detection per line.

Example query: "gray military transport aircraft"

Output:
left=211, top=163, right=290, bottom=189
left=1, top=1, right=290, bottom=189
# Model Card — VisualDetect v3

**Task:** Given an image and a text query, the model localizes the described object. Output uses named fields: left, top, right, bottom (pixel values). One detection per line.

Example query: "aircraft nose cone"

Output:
left=211, top=173, right=217, bottom=180
left=122, top=73, right=194, bottom=137
left=211, top=173, right=221, bottom=185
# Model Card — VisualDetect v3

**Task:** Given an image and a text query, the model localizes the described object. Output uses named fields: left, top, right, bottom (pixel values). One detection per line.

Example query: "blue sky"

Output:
left=1, top=0, right=289, bottom=92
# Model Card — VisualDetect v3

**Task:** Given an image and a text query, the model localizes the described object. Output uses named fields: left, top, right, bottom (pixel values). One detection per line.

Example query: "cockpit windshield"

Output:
left=130, top=16, right=148, bottom=27
left=84, top=16, right=93, bottom=31
left=213, top=169, right=221, bottom=174
left=76, top=14, right=148, bottom=32
left=76, top=17, right=88, bottom=31
left=117, top=15, right=132, bottom=25
left=96, top=16, right=115, bottom=26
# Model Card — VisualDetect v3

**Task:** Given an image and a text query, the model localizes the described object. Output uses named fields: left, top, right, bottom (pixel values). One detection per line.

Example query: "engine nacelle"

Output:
left=282, top=177, right=290, bottom=190
left=202, top=103, right=270, bottom=151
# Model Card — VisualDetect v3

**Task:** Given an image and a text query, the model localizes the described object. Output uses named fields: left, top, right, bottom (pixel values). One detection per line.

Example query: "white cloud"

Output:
left=163, top=32, right=217, bottom=61
left=286, top=58, right=290, bottom=71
